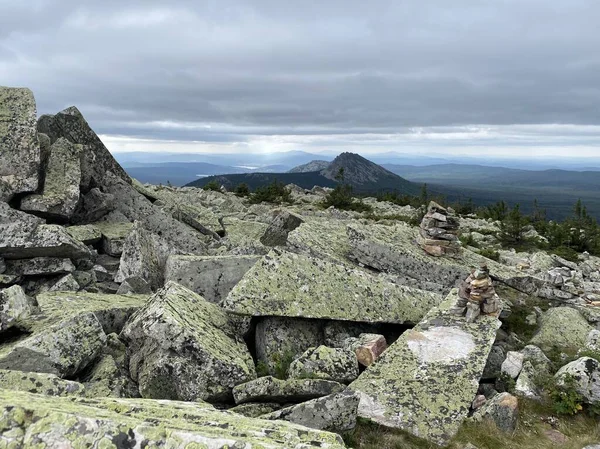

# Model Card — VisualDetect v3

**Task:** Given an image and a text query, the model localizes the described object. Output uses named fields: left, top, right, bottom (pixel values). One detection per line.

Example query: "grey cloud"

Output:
left=1, top=0, right=599, bottom=149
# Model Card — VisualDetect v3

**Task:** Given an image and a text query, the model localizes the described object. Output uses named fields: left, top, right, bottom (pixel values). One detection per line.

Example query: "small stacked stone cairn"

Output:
left=452, top=261, right=501, bottom=322
left=417, top=201, right=461, bottom=256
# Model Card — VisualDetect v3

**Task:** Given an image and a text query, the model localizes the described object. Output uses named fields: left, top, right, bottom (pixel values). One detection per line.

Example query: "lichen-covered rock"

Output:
left=288, top=346, right=359, bottom=383
left=471, top=392, right=519, bottom=432
left=121, top=282, right=256, bottom=402
left=3, top=257, right=74, bottom=276
left=287, top=217, right=353, bottom=267
left=114, top=221, right=176, bottom=290
left=501, top=351, right=524, bottom=379
left=103, top=173, right=208, bottom=255
left=48, top=273, right=80, bottom=292
left=0, top=285, right=37, bottom=332
left=165, top=254, right=260, bottom=303
left=0, top=222, right=92, bottom=260
left=0, top=369, right=85, bottom=396
left=93, top=221, right=133, bottom=257
left=530, top=307, right=593, bottom=353
left=0, top=389, right=347, bottom=448
left=229, top=402, right=283, bottom=418
left=555, top=357, right=600, bottom=405
left=20, top=137, right=82, bottom=220
left=348, top=289, right=501, bottom=446
left=0, top=312, right=106, bottom=377
left=520, top=344, right=552, bottom=373
left=233, top=376, right=345, bottom=405
left=41, top=106, right=131, bottom=191
left=260, top=209, right=304, bottom=246
left=224, top=248, right=442, bottom=324
left=323, top=321, right=380, bottom=348
left=482, top=345, right=506, bottom=379
left=81, top=353, right=139, bottom=399
left=71, top=187, right=115, bottom=223
left=256, top=316, right=325, bottom=376
left=66, top=224, right=102, bottom=245
left=261, top=391, right=360, bottom=433
left=514, top=361, right=541, bottom=400
left=0, top=87, right=40, bottom=202
left=583, top=329, right=600, bottom=352
left=116, top=276, right=153, bottom=295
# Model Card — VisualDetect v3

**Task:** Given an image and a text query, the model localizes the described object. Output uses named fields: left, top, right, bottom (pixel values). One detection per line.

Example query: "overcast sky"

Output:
left=1, top=0, right=599, bottom=158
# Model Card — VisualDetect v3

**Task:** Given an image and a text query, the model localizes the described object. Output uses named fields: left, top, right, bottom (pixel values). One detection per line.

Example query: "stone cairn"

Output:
left=417, top=201, right=461, bottom=256
left=451, top=261, right=501, bottom=322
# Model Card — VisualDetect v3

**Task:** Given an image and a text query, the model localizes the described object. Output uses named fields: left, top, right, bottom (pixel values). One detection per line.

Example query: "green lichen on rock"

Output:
left=530, top=307, right=593, bottom=354
left=233, top=376, right=345, bottom=405
left=0, top=285, right=36, bottom=332
left=0, top=86, right=40, bottom=202
left=229, top=402, right=283, bottom=418
left=348, top=289, right=502, bottom=446
left=223, top=248, right=442, bottom=324
left=65, top=224, right=102, bottom=245
left=121, top=282, right=256, bottom=402
left=0, top=369, right=84, bottom=397
left=20, top=137, right=82, bottom=220
left=288, top=345, right=359, bottom=383
left=0, top=389, right=347, bottom=448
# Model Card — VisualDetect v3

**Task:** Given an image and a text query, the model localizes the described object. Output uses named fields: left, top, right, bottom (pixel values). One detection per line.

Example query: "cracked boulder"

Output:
left=121, top=282, right=256, bottom=403
left=0, top=87, right=40, bottom=202
left=260, top=209, right=304, bottom=247
left=20, top=137, right=82, bottom=220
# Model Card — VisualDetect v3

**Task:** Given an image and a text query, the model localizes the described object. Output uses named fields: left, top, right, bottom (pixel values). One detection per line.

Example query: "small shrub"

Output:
left=479, top=248, right=500, bottom=261
left=203, top=180, right=221, bottom=192
left=271, top=349, right=296, bottom=380
left=495, top=372, right=516, bottom=393
left=551, top=246, right=580, bottom=263
left=249, top=181, right=292, bottom=204
left=548, top=374, right=584, bottom=416
left=255, top=360, right=270, bottom=377
left=459, top=233, right=478, bottom=248
left=234, top=183, right=250, bottom=197
left=321, top=184, right=373, bottom=213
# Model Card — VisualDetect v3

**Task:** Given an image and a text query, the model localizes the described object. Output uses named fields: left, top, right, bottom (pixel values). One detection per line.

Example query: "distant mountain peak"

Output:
left=321, top=152, right=405, bottom=186
left=288, top=160, right=331, bottom=173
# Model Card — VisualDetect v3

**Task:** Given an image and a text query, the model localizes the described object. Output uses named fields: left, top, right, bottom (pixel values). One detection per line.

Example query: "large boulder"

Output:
left=121, top=282, right=256, bottom=402
left=0, top=87, right=40, bottom=202
left=261, top=390, right=360, bottom=433
left=102, top=173, right=208, bottom=255
left=0, top=312, right=106, bottom=377
left=223, top=248, right=442, bottom=324
left=260, top=209, right=304, bottom=246
left=288, top=345, right=359, bottom=384
left=255, top=316, right=325, bottom=377
left=233, top=376, right=345, bottom=405
left=530, top=307, right=593, bottom=353
left=38, top=107, right=130, bottom=191
left=0, top=285, right=37, bottom=332
left=20, top=138, right=82, bottom=220
left=348, top=289, right=501, bottom=446
left=164, top=254, right=260, bottom=303
left=555, top=357, right=600, bottom=405
left=114, top=221, right=176, bottom=290
left=0, top=390, right=347, bottom=448
left=471, top=392, right=519, bottom=432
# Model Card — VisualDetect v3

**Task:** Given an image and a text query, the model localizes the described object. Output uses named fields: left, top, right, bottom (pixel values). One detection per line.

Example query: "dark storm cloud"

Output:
left=1, top=0, right=599, bottom=151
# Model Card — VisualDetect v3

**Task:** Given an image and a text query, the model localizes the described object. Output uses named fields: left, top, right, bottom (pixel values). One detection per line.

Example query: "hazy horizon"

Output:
left=2, top=1, right=599, bottom=159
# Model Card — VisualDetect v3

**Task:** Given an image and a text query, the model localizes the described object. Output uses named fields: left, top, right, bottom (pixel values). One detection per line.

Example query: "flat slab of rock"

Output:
left=261, top=390, right=360, bottom=433
left=223, top=248, right=442, bottom=324
left=4, top=257, right=74, bottom=276
left=0, top=87, right=40, bottom=202
left=121, top=282, right=256, bottom=402
left=65, top=224, right=102, bottom=245
left=0, top=390, right=347, bottom=448
left=233, top=376, right=345, bottom=405
left=348, top=289, right=501, bottom=446
left=347, top=222, right=542, bottom=295
left=165, top=254, right=260, bottom=303
left=0, top=369, right=85, bottom=397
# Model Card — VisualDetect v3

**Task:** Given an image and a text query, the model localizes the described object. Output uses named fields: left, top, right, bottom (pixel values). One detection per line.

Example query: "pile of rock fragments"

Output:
left=1, top=86, right=599, bottom=448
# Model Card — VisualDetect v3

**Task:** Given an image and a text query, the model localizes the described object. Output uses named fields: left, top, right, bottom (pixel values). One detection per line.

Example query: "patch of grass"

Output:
left=551, top=246, right=581, bottom=263
left=343, top=419, right=436, bottom=449
left=459, top=233, right=479, bottom=248
left=270, top=349, right=296, bottom=380
left=255, top=360, right=269, bottom=377
left=479, top=248, right=500, bottom=262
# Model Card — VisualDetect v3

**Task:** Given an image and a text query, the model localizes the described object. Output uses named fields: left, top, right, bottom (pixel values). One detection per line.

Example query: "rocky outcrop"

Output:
left=348, top=289, right=501, bottom=446
left=224, top=248, right=442, bottom=324
left=164, top=254, right=260, bottom=303
left=0, top=390, right=348, bottom=448
left=121, top=282, right=256, bottom=402
left=20, top=137, right=82, bottom=220
left=0, top=87, right=40, bottom=202
left=260, top=209, right=304, bottom=246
